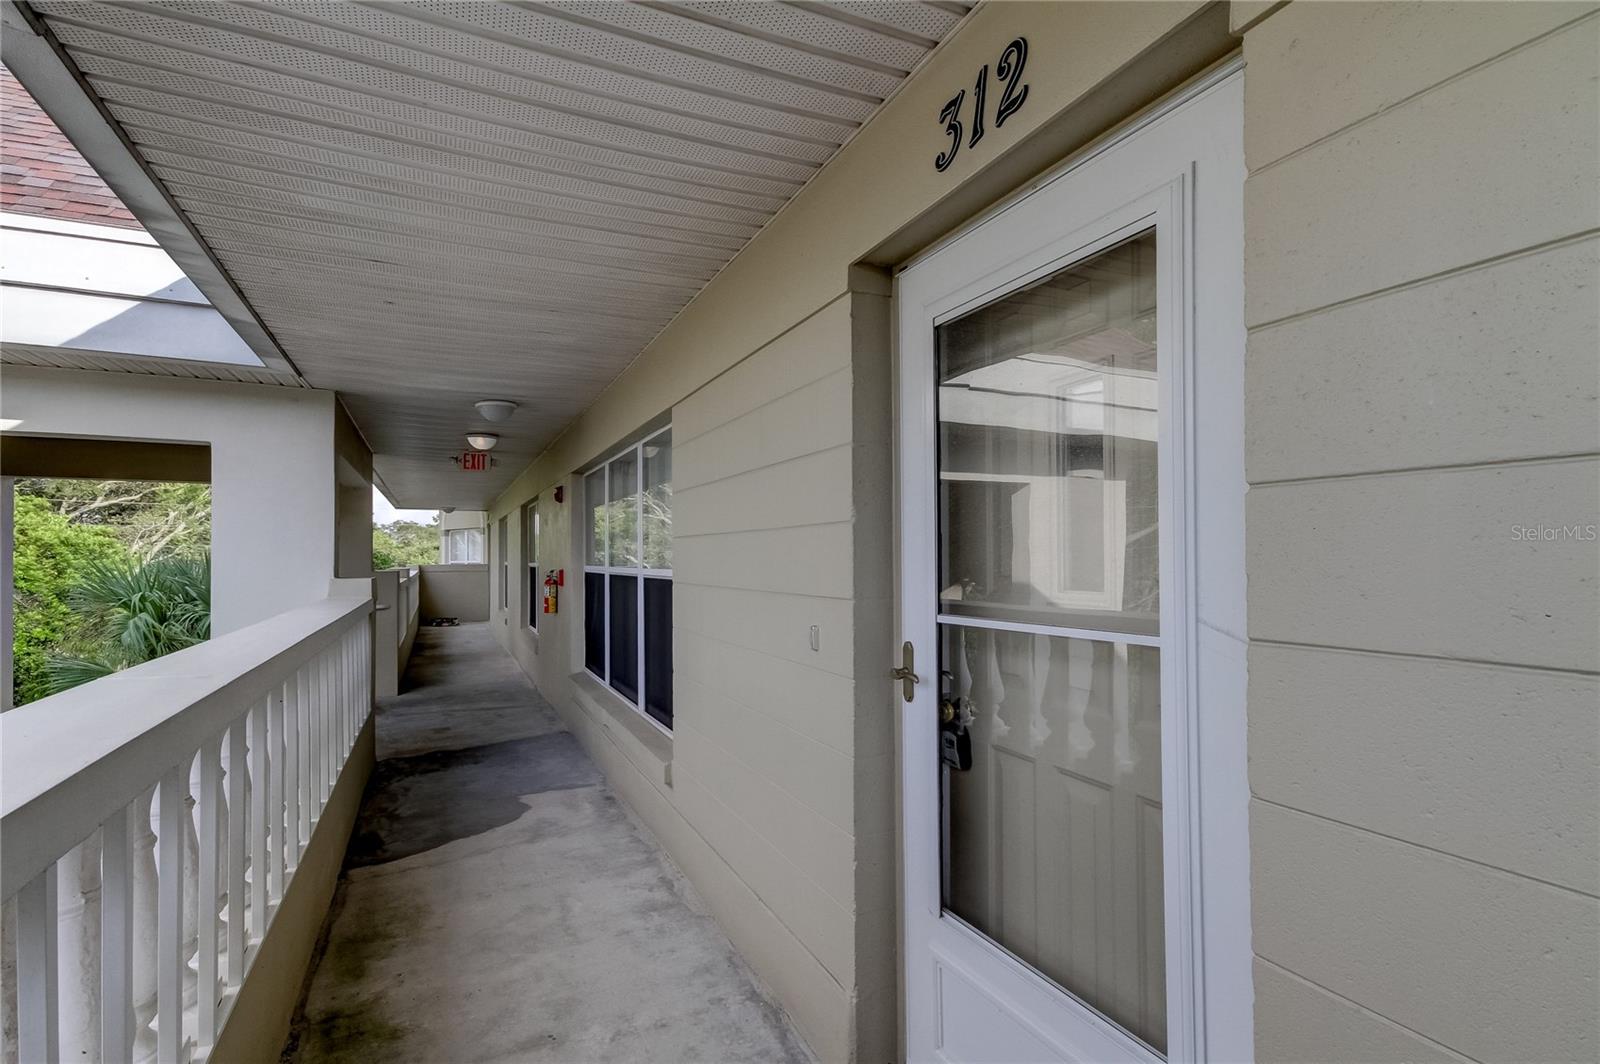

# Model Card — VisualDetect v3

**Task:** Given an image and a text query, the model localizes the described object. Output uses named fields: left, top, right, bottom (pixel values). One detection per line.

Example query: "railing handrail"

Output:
left=0, top=595, right=370, bottom=899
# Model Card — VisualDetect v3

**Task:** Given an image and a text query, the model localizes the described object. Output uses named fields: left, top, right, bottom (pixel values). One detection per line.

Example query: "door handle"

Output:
left=890, top=641, right=919, bottom=702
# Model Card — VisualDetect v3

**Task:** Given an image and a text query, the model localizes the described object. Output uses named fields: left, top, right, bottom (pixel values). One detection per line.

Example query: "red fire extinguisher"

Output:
left=542, top=572, right=559, bottom=614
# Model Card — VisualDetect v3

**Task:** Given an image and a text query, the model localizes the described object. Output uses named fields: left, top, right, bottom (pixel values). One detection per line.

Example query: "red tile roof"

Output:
left=2, top=64, right=143, bottom=231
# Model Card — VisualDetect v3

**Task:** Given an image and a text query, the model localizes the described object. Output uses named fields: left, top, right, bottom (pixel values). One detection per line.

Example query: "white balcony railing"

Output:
left=1, top=595, right=373, bottom=1063
left=397, top=567, right=419, bottom=647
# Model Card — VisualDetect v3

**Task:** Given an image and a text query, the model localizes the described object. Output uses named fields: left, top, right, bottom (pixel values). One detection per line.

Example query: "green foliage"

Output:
left=373, top=518, right=437, bottom=570
left=46, top=554, right=210, bottom=695
left=10, top=480, right=212, bottom=706
left=13, top=478, right=209, bottom=560
left=10, top=495, right=127, bottom=705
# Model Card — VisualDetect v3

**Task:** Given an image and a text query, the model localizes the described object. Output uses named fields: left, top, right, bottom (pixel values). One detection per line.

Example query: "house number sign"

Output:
left=934, top=37, right=1029, bottom=172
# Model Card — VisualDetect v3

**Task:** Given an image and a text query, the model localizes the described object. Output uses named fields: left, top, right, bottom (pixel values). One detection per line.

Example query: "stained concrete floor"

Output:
left=283, top=623, right=811, bottom=1064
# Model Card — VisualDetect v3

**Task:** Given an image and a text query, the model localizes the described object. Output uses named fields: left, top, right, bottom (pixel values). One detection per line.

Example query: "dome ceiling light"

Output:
left=465, top=432, right=499, bottom=451
left=474, top=399, right=518, bottom=423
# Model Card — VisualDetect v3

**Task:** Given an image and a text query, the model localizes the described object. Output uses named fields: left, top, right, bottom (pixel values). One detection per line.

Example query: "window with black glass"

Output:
left=583, top=428, right=672, bottom=730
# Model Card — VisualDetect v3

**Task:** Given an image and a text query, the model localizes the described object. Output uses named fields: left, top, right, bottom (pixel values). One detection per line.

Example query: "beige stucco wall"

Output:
left=1238, top=3, right=1599, bottom=1061
left=333, top=401, right=373, bottom=579
left=419, top=563, right=489, bottom=622
left=0, top=367, right=351, bottom=634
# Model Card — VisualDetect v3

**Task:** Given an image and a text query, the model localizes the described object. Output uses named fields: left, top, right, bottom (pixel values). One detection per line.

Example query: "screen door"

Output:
left=896, top=70, right=1249, bottom=1063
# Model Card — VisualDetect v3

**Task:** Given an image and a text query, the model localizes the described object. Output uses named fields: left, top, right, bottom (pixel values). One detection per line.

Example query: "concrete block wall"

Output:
left=1237, top=3, right=1600, bottom=1060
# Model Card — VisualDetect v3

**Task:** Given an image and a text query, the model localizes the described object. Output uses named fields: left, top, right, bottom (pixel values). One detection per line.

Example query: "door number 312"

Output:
left=935, top=37, right=1029, bottom=173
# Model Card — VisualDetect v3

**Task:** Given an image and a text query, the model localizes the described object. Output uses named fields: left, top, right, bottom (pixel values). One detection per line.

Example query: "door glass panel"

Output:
left=936, top=231, right=1167, bottom=1052
left=937, top=230, right=1159, bottom=637
left=941, top=626, right=1167, bottom=1053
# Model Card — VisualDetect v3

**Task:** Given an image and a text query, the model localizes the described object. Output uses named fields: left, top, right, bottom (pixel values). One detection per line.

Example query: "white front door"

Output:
left=896, top=69, right=1250, bottom=1063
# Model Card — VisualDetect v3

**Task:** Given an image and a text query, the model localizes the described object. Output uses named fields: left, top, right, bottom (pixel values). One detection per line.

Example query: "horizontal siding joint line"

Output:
left=666, top=296, right=855, bottom=446
left=673, top=365, right=852, bottom=451
left=1248, top=638, right=1600, bottom=679
left=1252, top=796, right=1600, bottom=900
left=674, top=516, right=852, bottom=541
left=1246, top=7, right=1600, bottom=178
left=1248, top=449, right=1600, bottom=489
left=1248, top=228, right=1600, bottom=333
left=674, top=723, right=861, bottom=915
left=672, top=440, right=852, bottom=495
left=1252, top=956, right=1479, bottom=1064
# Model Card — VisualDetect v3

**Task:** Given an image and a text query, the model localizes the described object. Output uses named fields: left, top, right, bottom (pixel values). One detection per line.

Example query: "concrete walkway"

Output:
left=283, top=623, right=811, bottom=1064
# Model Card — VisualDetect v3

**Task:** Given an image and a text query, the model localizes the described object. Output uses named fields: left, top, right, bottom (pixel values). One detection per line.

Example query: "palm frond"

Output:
left=44, top=654, right=124, bottom=695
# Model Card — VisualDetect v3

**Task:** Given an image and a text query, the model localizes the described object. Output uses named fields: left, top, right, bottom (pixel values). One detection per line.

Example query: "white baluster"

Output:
left=268, top=689, right=285, bottom=903
left=340, top=631, right=348, bottom=751
left=156, top=767, right=185, bottom=1063
left=225, top=724, right=246, bottom=992
left=196, top=739, right=222, bottom=1048
left=249, top=703, right=268, bottom=943
left=319, top=655, right=332, bottom=808
left=298, top=667, right=314, bottom=840
left=130, top=790, right=158, bottom=1064
left=4, top=894, right=19, bottom=1064
left=182, top=760, right=199, bottom=1015
left=16, top=863, right=59, bottom=1064
left=57, top=833, right=102, bottom=1061
left=100, top=805, right=134, bottom=1064
left=284, top=674, right=301, bottom=872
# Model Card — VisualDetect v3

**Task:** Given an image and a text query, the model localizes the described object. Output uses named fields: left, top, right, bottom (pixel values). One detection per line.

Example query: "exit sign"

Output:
left=461, top=451, right=489, bottom=472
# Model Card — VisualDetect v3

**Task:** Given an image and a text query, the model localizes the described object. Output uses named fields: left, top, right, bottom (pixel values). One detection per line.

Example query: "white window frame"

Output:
left=497, top=514, right=509, bottom=613
left=444, top=526, right=483, bottom=564
left=583, top=426, right=672, bottom=735
left=525, top=499, right=540, bottom=634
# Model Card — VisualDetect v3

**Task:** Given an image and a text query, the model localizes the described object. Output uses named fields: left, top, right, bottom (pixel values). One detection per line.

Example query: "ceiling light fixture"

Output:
left=465, top=432, right=499, bottom=451
left=474, top=399, right=518, bottom=422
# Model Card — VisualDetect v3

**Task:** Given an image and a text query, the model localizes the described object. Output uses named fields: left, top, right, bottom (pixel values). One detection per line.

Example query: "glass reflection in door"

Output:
left=936, top=230, right=1167, bottom=1051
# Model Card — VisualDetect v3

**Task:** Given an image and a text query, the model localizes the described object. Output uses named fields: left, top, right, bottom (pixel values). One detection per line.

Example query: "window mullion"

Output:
left=603, top=461, right=611, bottom=682
left=636, top=441, right=646, bottom=714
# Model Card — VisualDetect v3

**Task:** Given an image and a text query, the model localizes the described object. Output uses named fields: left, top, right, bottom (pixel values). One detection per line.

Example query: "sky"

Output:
left=372, top=485, right=437, bottom=526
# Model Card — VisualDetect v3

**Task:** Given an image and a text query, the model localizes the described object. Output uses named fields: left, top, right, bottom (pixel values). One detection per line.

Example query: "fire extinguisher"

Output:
left=542, top=572, right=559, bottom=614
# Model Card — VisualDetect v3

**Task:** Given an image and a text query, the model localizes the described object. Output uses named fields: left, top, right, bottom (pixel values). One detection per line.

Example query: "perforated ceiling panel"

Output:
left=27, top=0, right=971, bottom=507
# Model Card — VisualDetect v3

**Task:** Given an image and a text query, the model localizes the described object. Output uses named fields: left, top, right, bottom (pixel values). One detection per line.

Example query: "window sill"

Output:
left=570, top=671, right=672, bottom=787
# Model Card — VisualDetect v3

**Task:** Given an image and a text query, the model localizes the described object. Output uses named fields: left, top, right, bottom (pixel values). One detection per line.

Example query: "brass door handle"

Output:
left=890, top=641, right=919, bottom=702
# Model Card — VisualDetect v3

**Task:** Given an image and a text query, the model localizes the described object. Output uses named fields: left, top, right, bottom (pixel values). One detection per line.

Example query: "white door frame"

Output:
left=895, top=64, right=1250, bottom=1063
